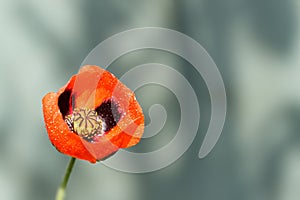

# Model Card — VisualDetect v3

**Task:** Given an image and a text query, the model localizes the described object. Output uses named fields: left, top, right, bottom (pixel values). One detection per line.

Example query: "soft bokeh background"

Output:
left=1, top=0, right=300, bottom=200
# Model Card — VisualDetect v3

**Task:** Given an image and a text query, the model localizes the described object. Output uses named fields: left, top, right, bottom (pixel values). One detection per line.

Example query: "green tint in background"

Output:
left=0, top=0, right=300, bottom=200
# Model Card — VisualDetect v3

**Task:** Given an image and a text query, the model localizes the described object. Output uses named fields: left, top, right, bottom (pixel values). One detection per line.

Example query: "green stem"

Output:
left=55, top=157, right=76, bottom=200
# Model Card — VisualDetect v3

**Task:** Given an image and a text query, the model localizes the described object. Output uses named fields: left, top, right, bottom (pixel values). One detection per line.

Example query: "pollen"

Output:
left=65, top=108, right=105, bottom=141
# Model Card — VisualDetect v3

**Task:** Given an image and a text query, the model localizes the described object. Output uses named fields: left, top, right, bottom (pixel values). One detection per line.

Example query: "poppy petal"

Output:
left=43, top=91, right=97, bottom=163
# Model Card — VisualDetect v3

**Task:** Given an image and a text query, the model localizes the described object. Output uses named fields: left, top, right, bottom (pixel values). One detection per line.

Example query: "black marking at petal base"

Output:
left=96, top=99, right=122, bottom=132
left=58, top=90, right=72, bottom=117
left=71, top=93, right=76, bottom=110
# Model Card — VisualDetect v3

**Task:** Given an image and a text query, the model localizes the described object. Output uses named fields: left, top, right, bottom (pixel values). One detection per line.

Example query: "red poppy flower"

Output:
left=42, top=65, right=144, bottom=163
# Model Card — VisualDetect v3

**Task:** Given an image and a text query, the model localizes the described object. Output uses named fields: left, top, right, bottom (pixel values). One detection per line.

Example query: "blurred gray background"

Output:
left=1, top=0, right=300, bottom=200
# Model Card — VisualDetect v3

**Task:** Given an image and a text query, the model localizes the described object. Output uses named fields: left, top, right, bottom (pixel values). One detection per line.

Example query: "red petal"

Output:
left=42, top=91, right=97, bottom=163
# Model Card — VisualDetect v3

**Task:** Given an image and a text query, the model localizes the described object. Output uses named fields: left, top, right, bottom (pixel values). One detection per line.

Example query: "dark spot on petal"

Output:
left=58, top=90, right=72, bottom=117
left=71, top=93, right=76, bottom=109
left=96, top=99, right=122, bottom=132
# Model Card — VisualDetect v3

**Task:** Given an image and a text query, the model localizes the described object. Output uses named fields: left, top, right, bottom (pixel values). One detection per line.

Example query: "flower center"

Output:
left=65, top=108, right=105, bottom=141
